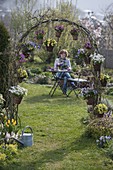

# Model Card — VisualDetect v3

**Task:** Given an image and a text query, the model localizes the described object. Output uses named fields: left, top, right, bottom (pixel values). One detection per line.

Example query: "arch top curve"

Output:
left=19, top=18, right=93, bottom=43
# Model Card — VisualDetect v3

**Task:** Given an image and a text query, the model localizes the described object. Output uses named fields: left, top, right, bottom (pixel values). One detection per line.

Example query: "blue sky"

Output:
left=75, top=0, right=113, bottom=13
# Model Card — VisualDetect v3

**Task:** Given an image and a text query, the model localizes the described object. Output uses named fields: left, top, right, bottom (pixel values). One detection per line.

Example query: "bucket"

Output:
left=21, top=126, right=33, bottom=147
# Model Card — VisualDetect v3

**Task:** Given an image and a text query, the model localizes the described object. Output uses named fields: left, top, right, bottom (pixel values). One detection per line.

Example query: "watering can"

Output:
left=20, top=126, right=33, bottom=147
left=11, top=126, right=33, bottom=147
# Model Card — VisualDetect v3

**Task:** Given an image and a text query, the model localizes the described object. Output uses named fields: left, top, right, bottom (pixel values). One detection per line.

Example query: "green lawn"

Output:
left=1, top=83, right=113, bottom=170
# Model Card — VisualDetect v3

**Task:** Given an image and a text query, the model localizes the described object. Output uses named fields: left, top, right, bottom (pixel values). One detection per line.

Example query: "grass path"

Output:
left=2, top=83, right=113, bottom=170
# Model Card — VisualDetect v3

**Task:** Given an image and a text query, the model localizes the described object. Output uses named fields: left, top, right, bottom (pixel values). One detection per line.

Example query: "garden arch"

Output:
left=18, top=18, right=98, bottom=49
left=16, top=18, right=103, bottom=107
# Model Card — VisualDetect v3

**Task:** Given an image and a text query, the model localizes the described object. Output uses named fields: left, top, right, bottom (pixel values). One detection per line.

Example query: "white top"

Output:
left=54, top=58, right=72, bottom=71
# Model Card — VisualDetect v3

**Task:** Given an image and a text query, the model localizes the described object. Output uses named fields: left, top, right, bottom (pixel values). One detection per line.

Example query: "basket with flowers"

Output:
left=54, top=25, right=64, bottom=37
left=70, top=28, right=79, bottom=40
left=90, top=53, right=105, bottom=72
left=9, top=85, right=28, bottom=104
left=43, top=38, right=57, bottom=52
left=35, top=29, right=45, bottom=40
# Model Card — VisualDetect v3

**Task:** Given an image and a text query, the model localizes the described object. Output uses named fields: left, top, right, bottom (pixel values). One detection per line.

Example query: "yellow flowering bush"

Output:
left=43, top=38, right=57, bottom=47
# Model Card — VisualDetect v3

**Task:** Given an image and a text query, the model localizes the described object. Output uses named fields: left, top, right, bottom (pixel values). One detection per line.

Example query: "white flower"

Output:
left=90, top=53, right=105, bottom=64
left=9, top=85, right=28, bottom=97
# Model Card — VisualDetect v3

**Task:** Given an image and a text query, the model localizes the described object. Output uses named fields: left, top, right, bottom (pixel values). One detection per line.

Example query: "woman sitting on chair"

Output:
left=54, top=49, right=75, bottom=95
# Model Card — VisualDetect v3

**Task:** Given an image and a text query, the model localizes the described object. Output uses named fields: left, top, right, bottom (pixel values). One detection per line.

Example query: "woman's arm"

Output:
left=54, top=58, right=59, bottom=70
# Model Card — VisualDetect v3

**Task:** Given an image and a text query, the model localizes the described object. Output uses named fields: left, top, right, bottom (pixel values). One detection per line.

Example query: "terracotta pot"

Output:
left=46, top=46, right=54, bottom=52
left=97, top=113, right=104, bottom=118
left=13, top=96, right=23, bottom=105
left=87, top=97, right=95, bottom=105
left=55, top=31, right=61, bottom=38
left=93, top=63, right=101, bottom=72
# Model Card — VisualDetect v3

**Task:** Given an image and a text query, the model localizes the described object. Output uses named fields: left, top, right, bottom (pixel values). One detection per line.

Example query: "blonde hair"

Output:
left=59, top=49, right=68, bottom=57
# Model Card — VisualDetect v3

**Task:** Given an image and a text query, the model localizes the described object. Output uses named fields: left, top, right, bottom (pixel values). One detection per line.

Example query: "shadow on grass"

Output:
left=24, top=93, right=79, bottom=104
left=2, top=135, right=95, bottom=170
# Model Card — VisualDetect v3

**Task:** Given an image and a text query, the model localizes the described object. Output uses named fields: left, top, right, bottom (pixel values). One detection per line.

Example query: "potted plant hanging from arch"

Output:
left=9, top=85, right=28, bottom=105
left=70, top=27, right=79, bottom=40
left=35, top=29, right=45, bottom=45
left=91, top=53, right=105, bottom=72
left=43, top=38, right=57, bottom=52
left=54, top=25, right=64, bottom=38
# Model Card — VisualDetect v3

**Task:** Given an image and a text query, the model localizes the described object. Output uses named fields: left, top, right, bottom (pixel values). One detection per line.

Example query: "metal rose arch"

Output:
left=17, top=18, right=103, bottom=108
left=18, top=18, right=98, bottom=48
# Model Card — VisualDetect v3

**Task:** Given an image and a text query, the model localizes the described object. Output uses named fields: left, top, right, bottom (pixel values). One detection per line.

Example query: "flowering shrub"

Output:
left=54, top=25, right=64, bottom=32
left=43, top=38, right=57, bottom=47
left=9, top=85, right=28, bottom=97
left=82, top=88, right=98, bottom=99
left=35, top=29, right=45, bottom=39
left=91, top=53, right=105, bottom=64
left=70, top=28, right=78, bottom=35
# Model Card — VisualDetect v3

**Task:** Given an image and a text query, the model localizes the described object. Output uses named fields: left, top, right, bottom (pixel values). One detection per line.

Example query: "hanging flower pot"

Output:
left=70, top=28, right=78, bottom=40
left=35, top=29, right=45, bottom=40
left=13, top=96, right=23, bottom=105
left=44, top=39, right=57, bottom=52
left=9, top=85, right=28, bottom=104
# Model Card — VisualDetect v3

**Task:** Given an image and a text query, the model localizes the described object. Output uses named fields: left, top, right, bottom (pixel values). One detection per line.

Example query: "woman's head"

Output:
left=59, top=49, right=68, bottom=58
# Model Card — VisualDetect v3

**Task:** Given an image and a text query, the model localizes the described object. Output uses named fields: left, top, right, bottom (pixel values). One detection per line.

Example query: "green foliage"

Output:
left=86, top=117, right=113, bottom=139
left=0, top=144, right=18, bottom=162
left=0, top=22, right=10, bottom=52
left=106, top=87, right=113, bottom=95
left=105, top=142, right=113, bottom=160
